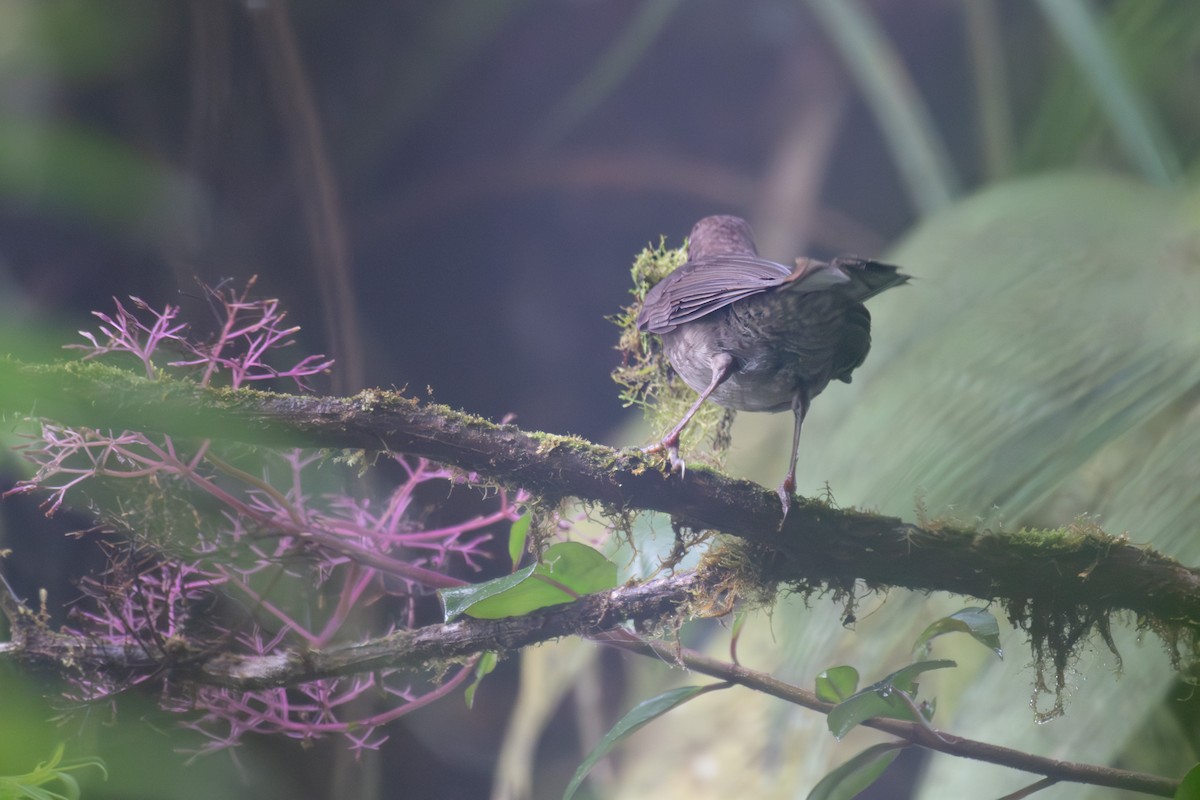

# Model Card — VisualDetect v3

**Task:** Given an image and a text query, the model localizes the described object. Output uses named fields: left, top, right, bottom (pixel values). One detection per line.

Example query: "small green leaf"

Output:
left=807, top=742, right=905, bottom=800
left=508, top=511, right=531, bottom=569
left=440, top=542, right=617, bottom=620
left=828, top=688, right=912, bottom=741
left=912, top=607, right=1002, bottom=659
left=0, top=744, right=106, bottom=800
left=827, top=660, right=955, bottom=739
left=1176, top=763, right=1200, bottom=800
left=465, top=652, right=498, bottom=709
left=563, top=684, right=724, bottom=800
left=441, top=562, right=537, bottom=620
left=815, top=666, right=860, bottom=703
left=886, top=659, right=956, bottom=693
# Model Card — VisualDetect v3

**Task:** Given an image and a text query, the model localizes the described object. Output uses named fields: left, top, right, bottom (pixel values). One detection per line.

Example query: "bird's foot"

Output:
left=776, top=476, right=795, bottom=519
left=642, top=434, right=686, bottom=477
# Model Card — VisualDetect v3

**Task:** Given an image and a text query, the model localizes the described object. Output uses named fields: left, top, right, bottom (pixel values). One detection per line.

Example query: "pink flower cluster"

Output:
left=67, top=277, right=334, bottom=389
left=6, top=283, right=523, bottom=753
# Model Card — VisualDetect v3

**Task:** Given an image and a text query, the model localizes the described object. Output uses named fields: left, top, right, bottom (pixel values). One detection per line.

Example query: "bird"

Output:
left=636, top=215, right=909, bottom=513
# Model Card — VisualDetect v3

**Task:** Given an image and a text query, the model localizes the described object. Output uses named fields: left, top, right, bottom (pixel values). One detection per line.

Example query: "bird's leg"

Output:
left=643, top=353, right=737, bottom=475
left=777, top=386, right=811, bottom=516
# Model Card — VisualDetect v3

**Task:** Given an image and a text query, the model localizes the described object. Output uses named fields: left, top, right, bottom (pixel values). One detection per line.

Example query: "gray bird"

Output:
left=636, top=215, right=909, bottom=511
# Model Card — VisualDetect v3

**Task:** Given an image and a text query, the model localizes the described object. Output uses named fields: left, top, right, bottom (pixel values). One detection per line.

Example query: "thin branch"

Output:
left=599, top=636, right=1180, bottom=798
left=3, top=571, right=710, bottom=688
left=0, top=566, right=1177, bottom=797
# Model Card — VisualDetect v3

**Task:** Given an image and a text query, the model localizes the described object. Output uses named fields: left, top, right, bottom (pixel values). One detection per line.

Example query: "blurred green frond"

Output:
left=538, top=0, right=686, bottom=148
left=805, top=0, right=960, bottom=215
left=1022, top=0, right=1198, bottom=178
left=0, top=118, right=198, bottom=244
left=0, top=1, right=160, bottom=80
left=1033, top=0, right=1182, bottom=184
left=346, top=0, right=531, bottom=172
left=962, top=0, right=1014, bottom=179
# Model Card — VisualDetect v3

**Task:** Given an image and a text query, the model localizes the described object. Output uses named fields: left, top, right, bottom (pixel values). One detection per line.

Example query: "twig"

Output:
left=996, top=776, right=1059, bottom=799
left=598, top=636, right=1180, bottom=798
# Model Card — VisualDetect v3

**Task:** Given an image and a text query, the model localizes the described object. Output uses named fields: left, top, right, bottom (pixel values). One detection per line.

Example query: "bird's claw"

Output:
left=776, top=477, right=795, bottom=519
left=641, top=438, right=686, bottom=478
left=669, top=448, right=686, bottom=478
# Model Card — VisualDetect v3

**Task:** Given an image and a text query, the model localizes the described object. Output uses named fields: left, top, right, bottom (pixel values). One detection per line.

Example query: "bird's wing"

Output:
left=637, top=255, right=850, bottom=333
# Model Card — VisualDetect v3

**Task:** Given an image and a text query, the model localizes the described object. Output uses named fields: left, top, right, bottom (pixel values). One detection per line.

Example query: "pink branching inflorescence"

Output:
left=168, top=278, right=335, bottom=390
left=6, top=283, right=524, bottom=752
left=65, top=276, right=334, bottom=389
left=68, top=296, right=189, bottom=379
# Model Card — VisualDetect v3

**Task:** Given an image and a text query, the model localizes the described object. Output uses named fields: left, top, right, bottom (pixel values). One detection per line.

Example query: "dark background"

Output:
left=1, top=1, right=1022, bottom=438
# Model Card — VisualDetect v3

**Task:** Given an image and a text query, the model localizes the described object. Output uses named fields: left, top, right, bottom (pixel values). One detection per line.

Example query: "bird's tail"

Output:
left=828, top=257, right=911, bottom=302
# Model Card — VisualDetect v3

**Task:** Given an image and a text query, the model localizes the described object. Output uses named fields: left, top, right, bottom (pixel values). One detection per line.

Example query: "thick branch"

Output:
left=4, top=359, right=1199, bottom=635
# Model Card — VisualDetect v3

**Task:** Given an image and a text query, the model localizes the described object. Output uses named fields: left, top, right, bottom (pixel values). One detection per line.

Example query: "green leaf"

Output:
left=815, top=666, right=860, bottom=704
left=464, top=652, right=497, bottom=709
left=440, top=542, right=617, bottom=620
left=508, top=511, right=531, bottom=569
left=441, top=562, right=538, bottom=620
left=563, top=685, right=723, bottom=800
left=885, top=659, right=955, bottom=694
left=807, top=742, right=905, bottom=800
left=912, top=607, right=1003, bottom=659
left=1175, top=763, right=1200, bottom=800
left=827, top=660, right=955, bottom=739
left=828, top=688, right=913, bottom=742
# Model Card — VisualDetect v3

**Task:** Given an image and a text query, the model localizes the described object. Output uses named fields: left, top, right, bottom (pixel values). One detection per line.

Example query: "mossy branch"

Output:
left=3, top=356, right=1200, bottom=668
left=0, top=571, right=712, bottom=688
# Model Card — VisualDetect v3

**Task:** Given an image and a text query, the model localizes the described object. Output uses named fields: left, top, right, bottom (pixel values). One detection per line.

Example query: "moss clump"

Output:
left=698, top=539, right=782, bottom=612
left=610, top=236, right=734, bottom=469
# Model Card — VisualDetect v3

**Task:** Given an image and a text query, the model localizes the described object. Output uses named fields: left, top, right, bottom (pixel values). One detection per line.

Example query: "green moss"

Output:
left=610, top=236, right=734, bottom=471
left=531, top=431, right=593, bottom=456
left=699, top=540, right=786, bottom=611
left=1005, top=518, right=1107, bottom=552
